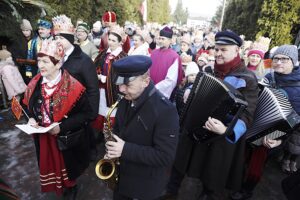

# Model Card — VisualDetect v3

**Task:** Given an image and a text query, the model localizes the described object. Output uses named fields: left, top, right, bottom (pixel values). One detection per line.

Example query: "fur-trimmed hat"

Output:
left=102, top=11, right=117, bottom=23
left=20, top=19, right=32, bottom=31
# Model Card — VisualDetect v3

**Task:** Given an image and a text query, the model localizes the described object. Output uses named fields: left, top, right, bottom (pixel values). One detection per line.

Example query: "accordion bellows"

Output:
left=180, top=73, right=247, bottom=143
left=246, top=85, right=300, bottom=145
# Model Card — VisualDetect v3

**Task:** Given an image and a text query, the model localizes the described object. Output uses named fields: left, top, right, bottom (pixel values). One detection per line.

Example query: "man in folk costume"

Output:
left=93, top=25, right=127, bottom=134
left=163, top=30, right=259, bottom=200
left=150, top=26, right=183, bottom=99
left=23, top=39, right=92, bottom=198
left=99, top=11, right=131, bottom=53
left=25, top=19, right=52, bottom=84
left=52, top=15, right=99, bottom=160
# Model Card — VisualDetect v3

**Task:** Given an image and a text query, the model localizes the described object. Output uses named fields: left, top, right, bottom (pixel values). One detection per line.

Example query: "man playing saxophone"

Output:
left=104, top=55, right=180, bottom=200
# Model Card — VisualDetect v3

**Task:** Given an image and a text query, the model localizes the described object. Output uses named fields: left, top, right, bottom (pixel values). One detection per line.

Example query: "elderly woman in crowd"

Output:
left=23, top=40, right=92, bottom=199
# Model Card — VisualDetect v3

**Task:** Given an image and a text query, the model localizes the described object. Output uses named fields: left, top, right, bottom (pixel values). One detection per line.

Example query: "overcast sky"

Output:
left=169, top=0, right=222, bottom=18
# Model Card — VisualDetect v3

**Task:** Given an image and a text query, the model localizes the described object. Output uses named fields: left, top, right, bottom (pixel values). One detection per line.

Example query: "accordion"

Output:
left=180, top=72, right=248, bottom=143
left=246, top=85, right=300, bottom=145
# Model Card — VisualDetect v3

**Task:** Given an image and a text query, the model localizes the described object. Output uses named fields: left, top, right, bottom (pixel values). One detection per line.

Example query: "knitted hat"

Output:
left=185, top=62, right=199, bottom=76
left=77, top=22, right=90, bottom=33
left=93, top=21, right=101, bottom=29
left=38, top=40, right=64, bottom=61
left=272, top=44, right=298, bottom=65
left=102, top=11, right=117, bottom=23
left=20, top=19, right=32, bottom=31
left=160, top=26, right=173, bottom=39
left=37, top=19, right=52, bottom=29
left=52, top=15, right=75, bottom=44
left=248, top=49, right=265, bottom=59
left=0, top=49, right=12, bottom=61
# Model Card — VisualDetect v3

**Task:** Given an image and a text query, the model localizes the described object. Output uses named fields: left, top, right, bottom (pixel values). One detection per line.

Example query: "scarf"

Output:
left=214, top=55, right=242, bottom=79
left=247, top=64, right=257, bottom=71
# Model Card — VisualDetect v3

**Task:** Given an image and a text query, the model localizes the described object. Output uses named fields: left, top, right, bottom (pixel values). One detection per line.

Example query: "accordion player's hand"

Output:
left=204, top=117, right=227, bottom=135
left=263, top=136, right=282, bottom=149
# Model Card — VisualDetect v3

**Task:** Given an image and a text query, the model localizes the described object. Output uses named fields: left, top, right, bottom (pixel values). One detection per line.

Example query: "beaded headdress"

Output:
left=39, top=40, right=64, bottom=61
left=52, top=15, right=75, bottom=35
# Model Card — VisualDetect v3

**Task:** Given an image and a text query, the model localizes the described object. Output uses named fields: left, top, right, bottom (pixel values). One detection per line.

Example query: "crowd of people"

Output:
left=1, top=10, right=300, bottom=200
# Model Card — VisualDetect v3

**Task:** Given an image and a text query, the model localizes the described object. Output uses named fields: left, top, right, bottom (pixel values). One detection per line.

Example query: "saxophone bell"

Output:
left=95, top=96, right=123, bottom=190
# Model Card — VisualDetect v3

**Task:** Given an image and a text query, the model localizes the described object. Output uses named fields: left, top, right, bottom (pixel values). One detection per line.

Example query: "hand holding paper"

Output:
left=15, top=122, right=61, bottom=135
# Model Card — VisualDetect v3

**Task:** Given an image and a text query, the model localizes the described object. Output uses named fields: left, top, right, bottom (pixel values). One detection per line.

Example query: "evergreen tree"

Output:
left=147, top=0, right=171, bottom=23
left=172, top=0, right=188, bottom=25
left=222, top=0, right=263, bottom=40
left=256, top=0, right=300, bottom=47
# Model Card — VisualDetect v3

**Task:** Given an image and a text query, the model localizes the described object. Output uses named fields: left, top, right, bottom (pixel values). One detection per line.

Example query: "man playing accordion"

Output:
left=163, top=30, right=259, bottom=200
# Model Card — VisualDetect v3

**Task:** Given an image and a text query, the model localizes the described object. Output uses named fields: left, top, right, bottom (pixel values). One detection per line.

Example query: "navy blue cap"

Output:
left=215, top=30, right=243, bottom=47
left=112, top=55, right=152, bottom=85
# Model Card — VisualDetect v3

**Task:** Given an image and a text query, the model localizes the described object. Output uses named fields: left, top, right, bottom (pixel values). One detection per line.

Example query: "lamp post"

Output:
left=219, top=0, right=226, bottom=31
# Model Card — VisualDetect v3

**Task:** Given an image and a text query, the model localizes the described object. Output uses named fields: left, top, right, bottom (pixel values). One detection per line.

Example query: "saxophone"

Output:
left=95, top=96, right=122, bottom=190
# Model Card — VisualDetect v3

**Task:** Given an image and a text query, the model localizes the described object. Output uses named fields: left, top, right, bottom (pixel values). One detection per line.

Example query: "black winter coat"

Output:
left=114, top=82, right=180, bottom=200
left=62, top=45, right=99, bottom=120
left=174, top=63, right=259, bottom=192
left=27, top=71, right=93, bottom=180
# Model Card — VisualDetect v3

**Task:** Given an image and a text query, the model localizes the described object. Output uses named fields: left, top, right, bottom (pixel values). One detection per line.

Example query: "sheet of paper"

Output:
left=15, top=122, right=60, bottom=135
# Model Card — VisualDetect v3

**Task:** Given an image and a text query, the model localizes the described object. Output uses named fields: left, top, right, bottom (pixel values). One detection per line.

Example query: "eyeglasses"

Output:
left=208, top=59, right=215, bottom=62
left=272, top=57, right=290, bottom=63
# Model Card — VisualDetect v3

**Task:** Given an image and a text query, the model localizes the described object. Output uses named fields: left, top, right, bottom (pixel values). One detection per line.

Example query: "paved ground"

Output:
left=0, top=107, right=292, bottom=200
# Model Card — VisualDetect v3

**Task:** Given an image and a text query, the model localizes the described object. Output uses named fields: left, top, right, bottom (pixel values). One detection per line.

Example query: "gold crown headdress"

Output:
left=52, top=15, right=75, bottom=35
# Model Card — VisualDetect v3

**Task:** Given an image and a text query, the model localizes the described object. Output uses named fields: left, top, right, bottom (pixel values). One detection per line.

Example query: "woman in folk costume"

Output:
left=23, top=40, right=92, bottom=198
left=93, top=25, right=127, bottom=132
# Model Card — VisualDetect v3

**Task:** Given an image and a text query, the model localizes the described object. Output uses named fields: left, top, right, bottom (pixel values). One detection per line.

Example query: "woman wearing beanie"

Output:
left=0, top=49, right=26, bottom=101
left=76, top=22, right=98, bottom=61
left=247, top=49, right=266, bottom=80
left=231, top=44, right=300, bottom=200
